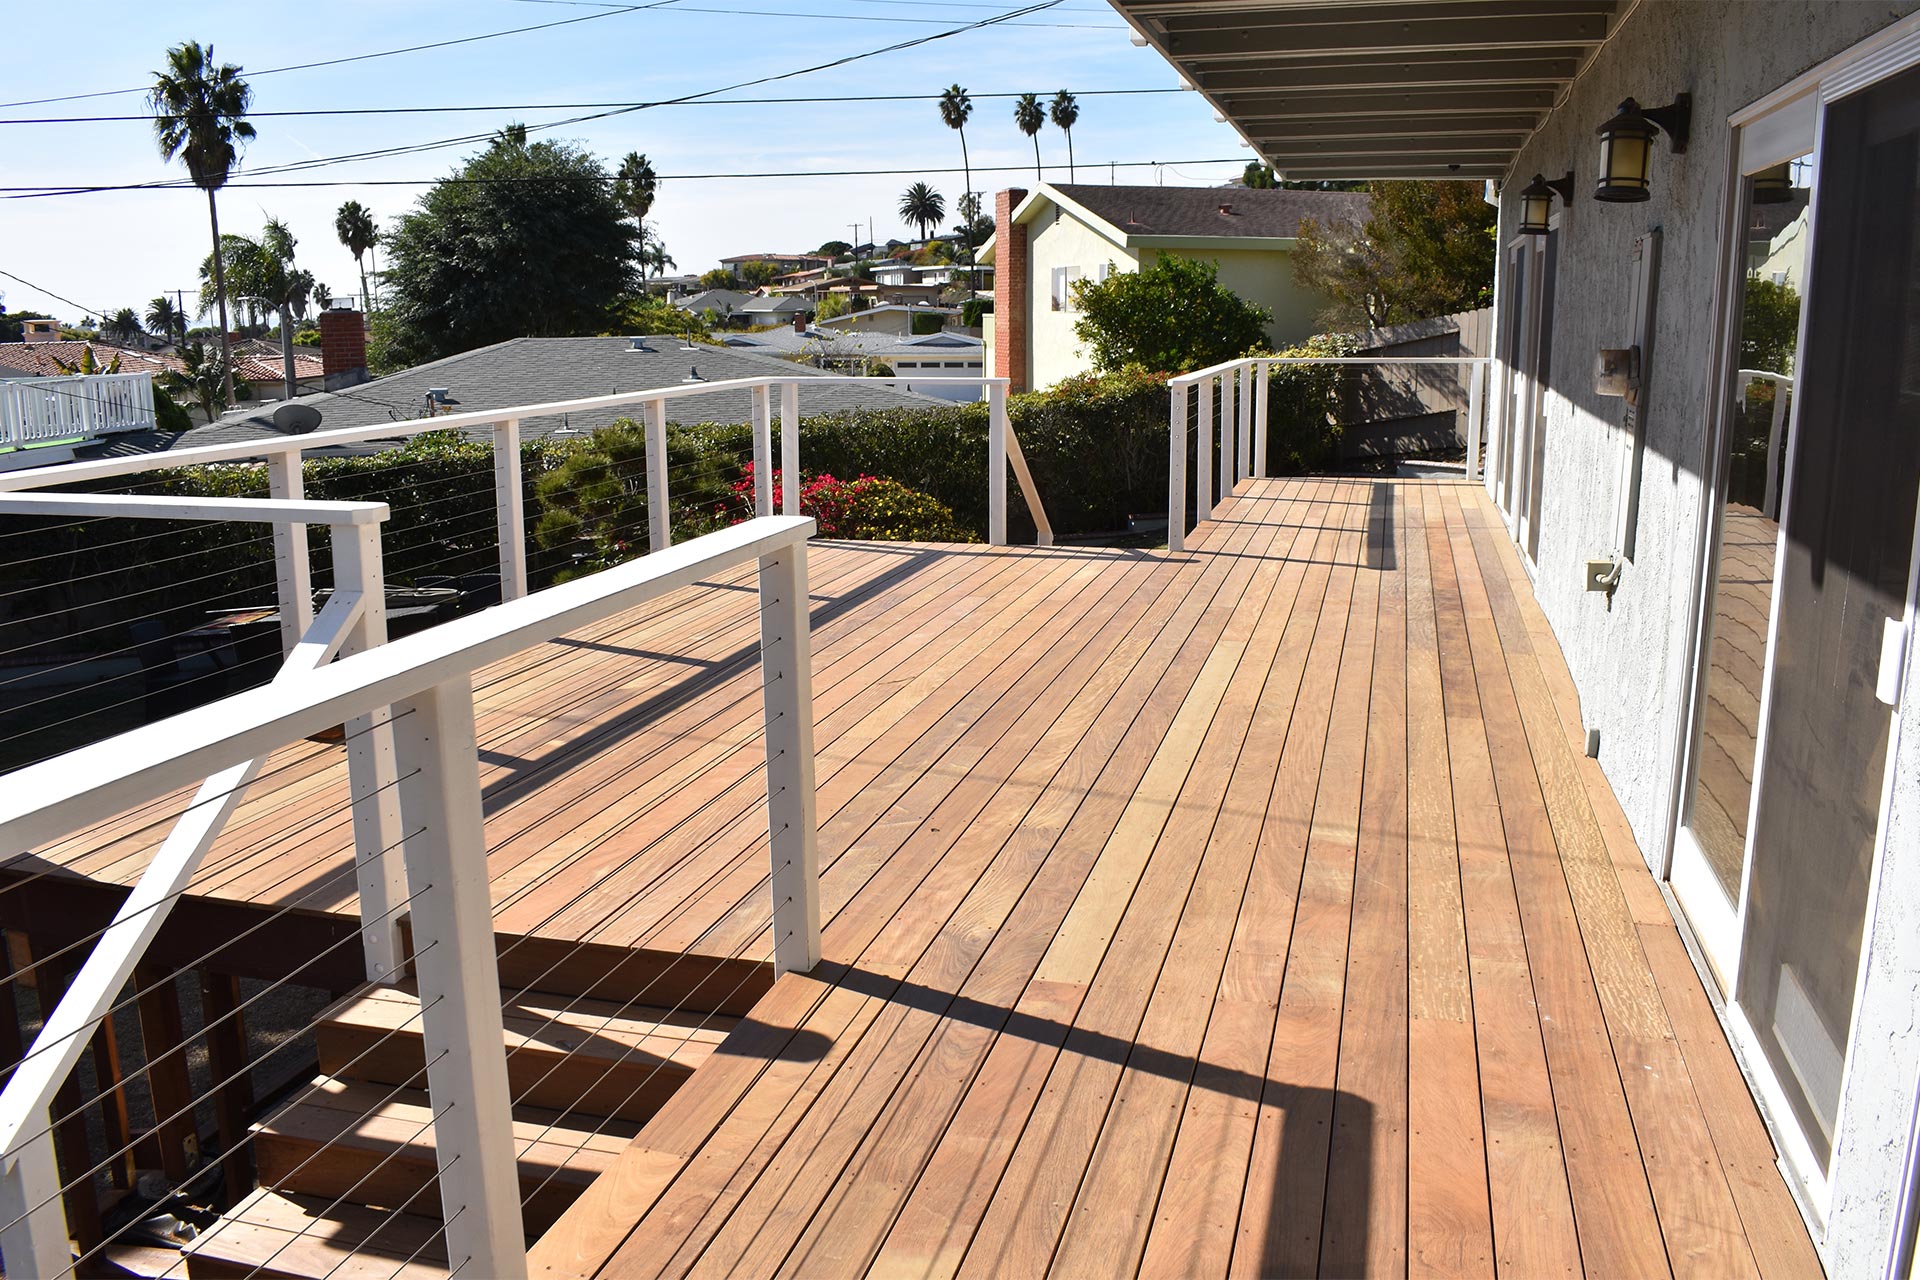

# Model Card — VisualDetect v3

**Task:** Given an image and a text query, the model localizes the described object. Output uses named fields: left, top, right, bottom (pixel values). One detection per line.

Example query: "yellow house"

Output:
left=978, top=181, right=1366, bottom=390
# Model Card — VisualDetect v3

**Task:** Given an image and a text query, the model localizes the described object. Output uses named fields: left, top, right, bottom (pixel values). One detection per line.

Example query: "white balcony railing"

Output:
left=1166, top=354, right=1489, bottom=552
left=1, top=373, right=157, bottom=449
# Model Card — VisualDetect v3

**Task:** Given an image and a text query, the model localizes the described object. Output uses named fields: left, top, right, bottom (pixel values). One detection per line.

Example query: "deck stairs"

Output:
left=180, top=961, right=747, bottom=1279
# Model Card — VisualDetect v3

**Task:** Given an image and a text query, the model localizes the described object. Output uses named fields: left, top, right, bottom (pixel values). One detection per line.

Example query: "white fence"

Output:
left=0, top=373, right=156, bottom=449
left=1166, top=355, right=1489, bottom=552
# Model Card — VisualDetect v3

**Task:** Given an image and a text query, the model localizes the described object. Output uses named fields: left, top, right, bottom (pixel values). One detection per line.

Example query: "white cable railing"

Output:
left=1165, top=354, right=1489, bottom=552
left=0, top=513, right=820, bottom=1280
left=1, top=373, right=157, bottom=449
left=0, top=372, right=1050, bottom=655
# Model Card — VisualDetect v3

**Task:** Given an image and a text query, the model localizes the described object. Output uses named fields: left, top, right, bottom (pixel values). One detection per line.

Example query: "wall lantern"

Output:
left=1750, top=161, right=1795, bottom=204
left=1594, top=94, right=1692, bottom=202
left=1518, top=171, right=1576, bottom=234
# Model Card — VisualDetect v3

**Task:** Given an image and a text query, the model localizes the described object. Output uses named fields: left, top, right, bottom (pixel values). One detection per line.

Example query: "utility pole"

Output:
left=850, top=222, right=863, bottom=257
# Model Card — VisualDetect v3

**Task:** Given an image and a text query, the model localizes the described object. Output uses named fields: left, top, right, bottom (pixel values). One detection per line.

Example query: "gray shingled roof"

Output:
left=174, top=336, right=940, bottom=449
left=721, top=328, right=983, bottom=359
left=1049, top=183, right=1369, bottom=240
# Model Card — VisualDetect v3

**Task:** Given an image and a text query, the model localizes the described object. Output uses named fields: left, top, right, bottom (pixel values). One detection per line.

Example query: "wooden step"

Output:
left=315, top=981, right=735, bottom=1122
left=250, top=1078, right=636, bottom=1237
left=182, top=1188, right=448, bottom=1279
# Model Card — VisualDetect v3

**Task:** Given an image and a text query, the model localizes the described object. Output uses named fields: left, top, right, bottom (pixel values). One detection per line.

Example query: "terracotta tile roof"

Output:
left=0, top=340, right=324, bottom=385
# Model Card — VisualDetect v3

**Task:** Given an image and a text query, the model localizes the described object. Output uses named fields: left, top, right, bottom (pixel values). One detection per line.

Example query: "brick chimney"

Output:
left=319, top=309, right=369, bottom=391
left=793, top=312, right=807, bottom=335
left=992, top=188, right=1029, bottom=392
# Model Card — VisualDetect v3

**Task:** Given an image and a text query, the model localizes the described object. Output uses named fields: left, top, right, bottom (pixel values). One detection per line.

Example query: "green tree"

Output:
left=149, top=40, right=254, bottom=408
left=1243, top=162, right=1277, bottom=188
left=334, top=200, right=379, bottom=310
left=103, top=308, right=142, bottom=345
left=381, top=133, right=640, bottom=364
left=1013, top=93, right=1045, bottom=180
left=639, top=229, right=676, bottom=280
left=738, top=259, right=781, bottom=287
left=699, top=267, right=736, bottom=290
left=1290, top=180, right=1494, bottom=329
left=0, top=309, right=55, bottom=342
left=1049, top=91, right=1079, bottom=182
left=199, top=216, right=315, bottom=398
left=816, top=292, right=851, bottom=321
left=145, top=295, right=188, bottom=345
left=817, top=239, right=852, bottom=259
left=939, top=85, right=976, bottom=291
left=898, top=182, right=946, bottom=243
left=1740, top=275, right=1801, bottom=374
left=1071, top=255, right=1270, bottom=373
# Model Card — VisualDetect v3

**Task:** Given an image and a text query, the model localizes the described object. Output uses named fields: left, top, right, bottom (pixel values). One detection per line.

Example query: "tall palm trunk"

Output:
left=1067, top=130, right=1075, bottom=182
left=356, top=255, right=369, bottom=313
left=959, top=128, right=975, bottom=293
left=1031, top=134, right=1042, bottom=181
left=206, top=188, right=237, bottom=408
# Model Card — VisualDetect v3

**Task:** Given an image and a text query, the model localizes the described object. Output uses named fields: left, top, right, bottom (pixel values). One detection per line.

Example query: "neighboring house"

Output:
left=720, top=251, right=830, bottom=277
left=980, top=182, right=1367, bottom=390
left=0, top=339, right=325, bottom=409
left=719, top=324, right=986, bottom=401
left=816, top=303, right=966, bottom=337
left=170, top=335, right=940, bottom=449
left=1126, top=1, right=1920, bottom=1272
left=737, top=295, right=812, bottom=325
left=669, top=288, right=756, bottom=322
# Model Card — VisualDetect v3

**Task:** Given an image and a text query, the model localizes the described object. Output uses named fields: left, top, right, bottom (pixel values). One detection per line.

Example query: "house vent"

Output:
left=626, top=336, right=652, bottom=352
left=683, top=366, right=706, bottom=383
left=1218, top=203, right=1237, bottom=216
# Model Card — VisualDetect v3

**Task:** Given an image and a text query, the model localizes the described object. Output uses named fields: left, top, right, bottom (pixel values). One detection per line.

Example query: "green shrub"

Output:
left=910, top=312, right=944, bottom=336
left=1263, top=332, right=1361, bottom=473
left=152, top=384, right=194, bottom=434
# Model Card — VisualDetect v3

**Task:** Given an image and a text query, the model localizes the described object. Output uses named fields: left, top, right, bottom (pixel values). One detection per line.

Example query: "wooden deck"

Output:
left=40, top=477, right=1818, bottom=1278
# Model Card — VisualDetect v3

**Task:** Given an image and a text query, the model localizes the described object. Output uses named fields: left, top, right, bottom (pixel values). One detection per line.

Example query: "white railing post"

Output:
left=1169, top=381, right=1189, bottom=553
left=780, top=382, right=801, bottom=515
left=334, top=523, right=408, bottom=985
left=391, top=678, right=529, bottom=1280
left=267, top=450, right=313, bottom=656
left=492, top=418, right=527, bottom=601
left=1243, top=364, right=1255, bottom=478
left=987, top=381, right=1009, bottom=546
left=757, top=542, right=820, bottom=975
left=1466, top=360, right=1486, bottom=485
left=752, top=385, right=774, bottom=517
left=1196, top=375, right=1213, bottom=523
left=1254, top=360, right=1270, bottom=479
left=1763, top=375, right=1790, bottom=520
left=0, top=1121, right=69, bottom=1279
left=1219, top=371, right=1235, bottom=499
left=644, top=398, right=670, bottom=553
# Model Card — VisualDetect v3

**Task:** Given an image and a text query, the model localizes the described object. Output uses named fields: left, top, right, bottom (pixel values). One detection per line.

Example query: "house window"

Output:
left=1050, top=266, right=1081, bottom=312
left=1097, top=263, right=1115, bottom=282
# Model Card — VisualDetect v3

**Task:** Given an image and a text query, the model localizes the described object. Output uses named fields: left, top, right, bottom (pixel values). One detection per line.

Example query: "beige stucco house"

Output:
left=979, top=182, right=1365, bottom=390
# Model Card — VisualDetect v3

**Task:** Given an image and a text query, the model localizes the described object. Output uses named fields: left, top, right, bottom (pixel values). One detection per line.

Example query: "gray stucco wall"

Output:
left=1494, top=2, right=1920, bottom=1271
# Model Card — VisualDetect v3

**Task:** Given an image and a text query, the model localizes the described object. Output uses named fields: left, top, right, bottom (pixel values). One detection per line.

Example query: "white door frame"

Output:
left=1665, top=12, right=1920, bottom=1225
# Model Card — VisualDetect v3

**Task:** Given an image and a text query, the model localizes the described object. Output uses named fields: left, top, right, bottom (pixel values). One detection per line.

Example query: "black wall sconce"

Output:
left=1518, top=171, right=1576, bottom=234
left=1750, top=161, right=1796, bottom=204
left=1595, top=94, right=1692, bottom=202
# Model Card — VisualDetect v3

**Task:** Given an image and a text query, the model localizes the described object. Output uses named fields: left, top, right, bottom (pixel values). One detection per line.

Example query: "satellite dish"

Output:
left=274, top=403, right=323, bottom=435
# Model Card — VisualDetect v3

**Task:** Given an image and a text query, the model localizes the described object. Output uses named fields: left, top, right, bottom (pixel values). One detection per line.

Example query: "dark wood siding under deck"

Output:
left=44, top=478, right=1818, bottom=1278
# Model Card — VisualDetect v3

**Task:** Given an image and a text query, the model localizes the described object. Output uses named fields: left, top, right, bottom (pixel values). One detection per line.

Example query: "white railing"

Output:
left=0, top=373, right=1050, bottom=654
left=0, top=373, right=156, bottom=449
left=0, top=512, right=820, bottom=1280
left=1735, top=368, right=1793, bottom=519
left=1165, top=355, right=1489, bottom=552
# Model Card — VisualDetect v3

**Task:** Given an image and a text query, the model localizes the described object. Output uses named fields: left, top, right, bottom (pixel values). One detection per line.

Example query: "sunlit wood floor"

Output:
left=45, top=477, right=1821, bottom=1278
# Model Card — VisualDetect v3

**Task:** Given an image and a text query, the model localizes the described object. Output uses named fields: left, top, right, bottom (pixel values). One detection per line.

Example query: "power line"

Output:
left=0, top=3, right=672, bottom=110
left=3, top=0, right=1074, bottom=197
left=0, top=157, right=1245, bottom=199
left=0, top=268, right=110, bottom=318
left=0, top=87, right=1179, bottom=127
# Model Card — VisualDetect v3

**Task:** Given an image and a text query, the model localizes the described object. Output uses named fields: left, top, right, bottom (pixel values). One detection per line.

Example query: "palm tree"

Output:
left=201, top=217, right=311, bottom=399
left=939, top=85, right=976, bottom=291
left=615, top=152, right=658, bottom=254
left=898, top=182, right=946, bottom=245
left=103, top=308, right=143, bottom=346
left=164, top=341, right=229, bottom=424
left=149, top=40, right=253, bottom=410
left=639, top=231, right=675, bottom=280
left=145, top=295, right=187, bottom=346
left=1050, top=91, right=1080, bottom=182
left=335, top=200, right=378, bottom=311
left=1014, top=93, right=1045, bottom=180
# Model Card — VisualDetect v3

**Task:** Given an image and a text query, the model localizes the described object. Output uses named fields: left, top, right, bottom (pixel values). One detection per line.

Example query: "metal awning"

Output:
left=1105, top=0, right=1621, bottom=181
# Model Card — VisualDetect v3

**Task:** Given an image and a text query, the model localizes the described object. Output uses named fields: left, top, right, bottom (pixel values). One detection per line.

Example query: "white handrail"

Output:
left=1736, top=368, right=1794, bottom=519
left=0, top=514, right=819, bottom=1280
left=0, top=372, right=156, bottom=448
left=1166, top=354, right=1491, bottom=551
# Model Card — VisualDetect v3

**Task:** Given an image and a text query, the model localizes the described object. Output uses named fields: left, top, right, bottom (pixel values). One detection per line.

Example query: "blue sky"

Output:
left=0, top=0, right=1250, bottom=327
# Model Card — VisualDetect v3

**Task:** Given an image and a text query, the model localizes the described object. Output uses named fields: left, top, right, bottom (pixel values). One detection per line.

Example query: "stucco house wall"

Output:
left=1493, top=2, right=1920, bottom=1269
